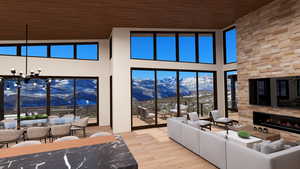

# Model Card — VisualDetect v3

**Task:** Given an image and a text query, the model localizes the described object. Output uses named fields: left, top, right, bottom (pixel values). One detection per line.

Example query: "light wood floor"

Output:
left=120, top=127, right=217, bottom=169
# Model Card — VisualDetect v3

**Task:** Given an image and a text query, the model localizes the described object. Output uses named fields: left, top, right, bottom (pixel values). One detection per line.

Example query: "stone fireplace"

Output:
left=236, top=0, right=300, bottom=140
left=253, top=112, right=300, bottom=134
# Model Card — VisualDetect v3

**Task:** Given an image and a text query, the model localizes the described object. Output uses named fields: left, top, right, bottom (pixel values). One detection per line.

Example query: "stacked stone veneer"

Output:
left=236, top=0, right=300, bottom=140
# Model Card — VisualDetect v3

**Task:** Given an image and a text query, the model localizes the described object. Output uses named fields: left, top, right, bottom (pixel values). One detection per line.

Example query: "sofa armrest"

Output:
left=268, top=145, right=300, bottom=169
left=167, top=118, right=183, bottom=144
left=226, top=141, right=271, bottom=169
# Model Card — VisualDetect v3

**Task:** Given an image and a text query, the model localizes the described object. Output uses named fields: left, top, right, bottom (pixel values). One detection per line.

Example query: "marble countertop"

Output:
left=0, top=136, right=138, bottom=169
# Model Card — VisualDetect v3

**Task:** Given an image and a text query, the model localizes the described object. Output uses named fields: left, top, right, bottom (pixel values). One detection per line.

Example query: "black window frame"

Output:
left=130, top=31, right=216, bottom=64
left=223, top=26, right=237, bottom=64
left=0, top=42, right=99, bottom=61
left=0, top=75, right=99, bottom=128
left=130, top=68, right=217, bottom=130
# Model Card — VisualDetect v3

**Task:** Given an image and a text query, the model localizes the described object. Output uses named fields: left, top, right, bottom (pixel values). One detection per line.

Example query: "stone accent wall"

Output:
left=236, top=0, right=300, bottom=140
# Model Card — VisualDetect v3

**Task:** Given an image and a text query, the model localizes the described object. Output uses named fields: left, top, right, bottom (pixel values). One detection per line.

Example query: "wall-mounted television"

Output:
left=249, top=76, right=300, bottom=108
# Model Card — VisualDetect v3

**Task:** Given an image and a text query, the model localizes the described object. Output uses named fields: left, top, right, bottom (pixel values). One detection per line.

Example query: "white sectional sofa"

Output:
left=167, top=117, right=300, bottom=169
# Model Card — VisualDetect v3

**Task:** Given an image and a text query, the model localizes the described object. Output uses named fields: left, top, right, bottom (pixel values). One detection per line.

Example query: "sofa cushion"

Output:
left=188, top=112, right=199, bottom=121
left=253, top=140, right=271, bottom=152
left=187, top=120, right=200, bottom=129
left=215, top=117, right=232, bottom=123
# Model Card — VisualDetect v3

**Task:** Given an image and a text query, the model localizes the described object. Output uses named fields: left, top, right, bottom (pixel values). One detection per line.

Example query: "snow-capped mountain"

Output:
left=132, top=76, right=213, bottom=101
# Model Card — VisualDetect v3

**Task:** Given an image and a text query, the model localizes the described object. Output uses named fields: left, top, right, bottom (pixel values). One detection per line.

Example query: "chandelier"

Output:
left=10, top=24, right=42, bottom=82
left=0, top=24, right=51, bottom=88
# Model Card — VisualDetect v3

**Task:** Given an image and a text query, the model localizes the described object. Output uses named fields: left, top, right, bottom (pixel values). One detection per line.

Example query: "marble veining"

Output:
left=0, top=136, right=138, bottom=169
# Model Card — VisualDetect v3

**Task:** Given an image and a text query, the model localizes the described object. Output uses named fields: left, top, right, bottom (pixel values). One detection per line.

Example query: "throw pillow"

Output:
left=261, top=139, right=284, bottom=154
left=253, top=143, right=261, bottom=152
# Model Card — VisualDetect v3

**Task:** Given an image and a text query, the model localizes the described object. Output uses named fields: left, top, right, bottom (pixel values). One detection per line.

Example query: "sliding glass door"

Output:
left=179, top=72, right=197, bottom=116
left=3, top=80, right=18, bottom=120
left=225, top=70, right=238, bottom=119
left=75, top=79, right=98, bottom=124
left=157, top=71, right=177, bottom=124
left=131, top=69, right=217, bottom=129
left=50, top=79, right=75, bottom=117
left=198, top=72, right=215, bottom=116
left=131, top=70, right=155, bottom=128
left=20, top=79, right=47, bottom=115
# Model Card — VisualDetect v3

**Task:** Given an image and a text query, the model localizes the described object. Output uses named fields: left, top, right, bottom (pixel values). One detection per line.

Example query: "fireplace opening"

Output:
left=253, top=112, right=300, bottom=134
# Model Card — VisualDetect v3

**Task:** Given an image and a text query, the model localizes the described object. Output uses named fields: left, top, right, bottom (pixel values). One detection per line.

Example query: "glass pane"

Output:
left=225, top=28, right=237, bottom=63
left=21, top=45, right=47, bottom=57
left=20, top=79, right=47, bottom=127
left=226, top=71, right=238, bottom=119
left=3, top=80, right=18, bottom=129
left=131, top=33, right=154, bottom=60
left=75, top=79, right=97, bottom=124
left=0, top=46, right=17, bottom=55
left=156, top=33, right=176, bottom=61
left=77, top=44, right=98, bottom=60
left=199, top=35, right=214, bottom=64
left=132, top=70, right=155, bottom=127
left=198, top=72, right=214, bottom=117
left=50, top=79, right=74, bottom=118
left=179, top=72, right=197, bottom=116
left=157, top=71, right=177, bottom=124
left=179, top=33, right=196, bottom=62
left=51, top=45, right=74, bottom=58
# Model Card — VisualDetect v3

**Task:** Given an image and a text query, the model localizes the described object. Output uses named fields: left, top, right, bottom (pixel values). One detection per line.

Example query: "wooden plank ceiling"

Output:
left=0, top=0, right=274, bottom=40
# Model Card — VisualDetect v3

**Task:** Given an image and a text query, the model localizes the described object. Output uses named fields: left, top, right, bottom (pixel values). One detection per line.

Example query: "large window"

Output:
left=75, top=79, right=98, bottom=124
left=3, top=80, right=18, bottom=120
left=224, top=27, right=237, bottom=64
left=199, top=35, right=214, bottom=64
left=179, top=34, right=196, bottom=62
left=157, top=71, right=177, bottom=124
left=131, top=69, right=216, bottom=129
left=20, top=80, right=47, bottom=115
left=130, top=32, right=215, bottom=64
left=131, top=70, right=155, bottom=128
left=51, top=45, right=74, bottom=59
left=179, top=72, right=197, bottom=115
left=76, top=44, right=98, bottom=60
left=21, top=45, right=47, bottom=57
left=198, top=72, right=215, bottom=116
left=50, top=79, right=75, bottom=116
left=131, top=33, right=154, bottom=60
left=0, top=77, right=99, bottom=128
left=156, top=33, right=176, bottom=61
left=0, top=42, right=99, bottom=60
left=0, top=46, right=17, bottom=55
left=225, top=70, right=238, bottom=119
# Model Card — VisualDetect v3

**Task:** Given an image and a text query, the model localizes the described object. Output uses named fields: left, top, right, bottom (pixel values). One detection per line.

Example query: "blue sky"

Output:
left=225, top=29, right=237, bottom=63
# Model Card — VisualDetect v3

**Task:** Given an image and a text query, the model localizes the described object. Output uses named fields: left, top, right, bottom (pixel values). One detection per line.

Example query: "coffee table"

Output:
left=229, top=125, right=281, bottom=141
left=217, top=130, right=262, bottom=148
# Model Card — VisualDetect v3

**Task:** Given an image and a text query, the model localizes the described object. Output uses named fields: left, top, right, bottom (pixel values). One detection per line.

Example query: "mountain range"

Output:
left=132, top=76, right=213, bottom=101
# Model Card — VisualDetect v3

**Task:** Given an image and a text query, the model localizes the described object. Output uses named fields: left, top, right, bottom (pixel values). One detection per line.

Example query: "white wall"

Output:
left=0, top=39, right=111, bottom=126
left=111, top=27, right=227, bottom=133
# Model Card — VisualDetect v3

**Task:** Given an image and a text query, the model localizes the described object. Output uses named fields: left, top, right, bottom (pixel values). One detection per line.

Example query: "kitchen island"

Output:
left=0, top=135, right=138, bottom=169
